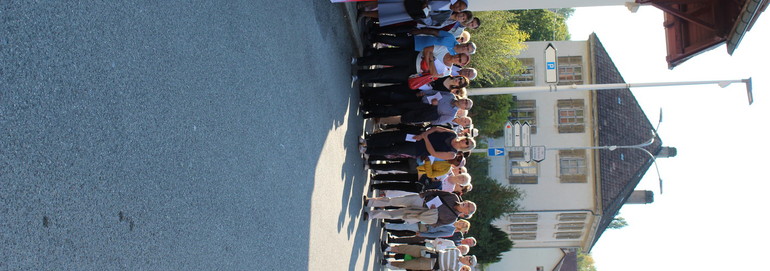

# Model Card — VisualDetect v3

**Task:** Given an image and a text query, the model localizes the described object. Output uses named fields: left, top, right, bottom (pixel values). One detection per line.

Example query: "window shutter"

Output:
left=509, top=176, right=538, bottom=184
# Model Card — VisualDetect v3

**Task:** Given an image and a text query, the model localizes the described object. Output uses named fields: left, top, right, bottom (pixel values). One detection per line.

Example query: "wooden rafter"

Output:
left=652, top=2, right=718, bottom=31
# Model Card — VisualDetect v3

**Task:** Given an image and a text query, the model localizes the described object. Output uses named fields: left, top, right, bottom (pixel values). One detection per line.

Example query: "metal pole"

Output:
left=467, top=78, right=751, bottom=97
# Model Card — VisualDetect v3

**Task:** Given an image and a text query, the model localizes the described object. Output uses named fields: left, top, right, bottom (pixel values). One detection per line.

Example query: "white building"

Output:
left=482, top=34, right=674, bottom=271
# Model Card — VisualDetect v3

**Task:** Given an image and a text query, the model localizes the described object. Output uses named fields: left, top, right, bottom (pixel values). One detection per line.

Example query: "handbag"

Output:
left=408, top=74, right=436, bottom=89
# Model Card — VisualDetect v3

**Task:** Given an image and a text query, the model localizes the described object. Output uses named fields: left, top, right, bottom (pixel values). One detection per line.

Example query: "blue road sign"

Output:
left=488, top=148, right=505, bottom=157
left=546, top=62, right=556, bottom=70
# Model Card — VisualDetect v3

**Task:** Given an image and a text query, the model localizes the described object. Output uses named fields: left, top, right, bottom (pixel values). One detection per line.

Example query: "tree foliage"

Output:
left=467, top=11, right=528, bottom=88
left=467, top=223, right=513, bottom=264
left=577, top=250, right=598, bottom=271
left=509, top=9, right=571, bottom=41
left=467, top=94, right=515, bottom=138
left=608, top=216, right=628, bottom=229
left=463, top=154, right=523, bottom=265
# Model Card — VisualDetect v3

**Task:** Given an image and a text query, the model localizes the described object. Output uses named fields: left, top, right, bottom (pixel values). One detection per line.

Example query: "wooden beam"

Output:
left=652, top=3, right=718, bottom=31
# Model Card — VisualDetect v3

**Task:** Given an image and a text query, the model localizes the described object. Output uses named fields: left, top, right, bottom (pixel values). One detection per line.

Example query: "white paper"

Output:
left=426, top=93, right=442, bottom=103
left=405, top=134, right=417, bottom=142
left=426, top=197, right=443, bottom=209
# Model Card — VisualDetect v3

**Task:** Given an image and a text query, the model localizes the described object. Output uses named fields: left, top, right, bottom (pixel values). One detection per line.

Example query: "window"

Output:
left=510, top=99, right=537, bottom=134
left=508, top=224, right=538, bottom=232
left=557, top=56, right=583, bottom=85
left=513, top=58, right=535, bottom=86
left=555, top=231, right=582, bottom=239
left=508, top=159, right=538, bottom=184
left=558, top=213, right=588, bottom=222
left=508, top=214, right=538, bottom=223
left=559, top=150, right=587, bottom=183
left=557, top=223, right=585, bottom=230
left=509, top=232, right=537, bottom=240
left=556, top=99, right=585, bottom=133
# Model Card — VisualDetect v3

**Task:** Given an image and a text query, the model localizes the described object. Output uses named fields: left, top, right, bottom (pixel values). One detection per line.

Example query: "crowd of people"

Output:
left=337, top=0, right=486, bottom=270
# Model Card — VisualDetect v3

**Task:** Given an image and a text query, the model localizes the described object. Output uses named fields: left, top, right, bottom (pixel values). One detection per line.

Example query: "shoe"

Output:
left=362, top=195, right=369, bottom=207
left=364, top=164, right=370, bottom=171
left=381, top=258, right=388, bottom=265
left=359, top=136, right=366, bottom=144
left=368, top=184, right=374, bottom=192
left=362, top=211, right=369, bottom=221
left=359, top=145, right=367, bottom=154
left=351, top=57, right=358, bottom=65
left=350, top=75, right=359, bottom=88
left=363, top=153, right=369, bottom=160
left=380, top=241, right=389, bottom=252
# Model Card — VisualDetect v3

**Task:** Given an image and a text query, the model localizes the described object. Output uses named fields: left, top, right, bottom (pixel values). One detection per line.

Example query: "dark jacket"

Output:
left=421, top=189, right=461, bottom=226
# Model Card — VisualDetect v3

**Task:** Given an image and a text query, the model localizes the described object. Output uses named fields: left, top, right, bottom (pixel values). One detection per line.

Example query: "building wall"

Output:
left=487, top=248, right=564, bottom=271
left=486, top=39, right=599, bottom=250
left=472, top=0, right=629, bottom=11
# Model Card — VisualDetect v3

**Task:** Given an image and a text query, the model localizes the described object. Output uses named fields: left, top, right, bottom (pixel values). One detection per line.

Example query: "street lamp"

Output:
left=548, top=108, right=666, bottom=194
left=468, top=78, right=755, bottom=105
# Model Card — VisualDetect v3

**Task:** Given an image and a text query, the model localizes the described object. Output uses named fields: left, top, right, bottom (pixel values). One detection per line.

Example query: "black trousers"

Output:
left=372, top=173, right=419, bottom=181
left=363, top=102, right=438, bottom=124
left=357, top=49, right=419, bottom=83
left=368, top=157, right=418, bottom=173
left=374, top=35, right=415, bottom=49
left=361, top=84, right=420, bottom=105
left=365, top=131, right=419, bottom=157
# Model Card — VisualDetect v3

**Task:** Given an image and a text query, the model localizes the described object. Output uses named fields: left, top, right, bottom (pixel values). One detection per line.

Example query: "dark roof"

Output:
left=588, top=33, right=662, bottom=250
left=554, top=249, right=578, bottom=271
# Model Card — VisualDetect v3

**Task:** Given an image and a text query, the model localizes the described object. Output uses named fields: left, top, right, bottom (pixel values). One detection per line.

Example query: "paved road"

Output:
left=1, top=1, right=376, bottom=270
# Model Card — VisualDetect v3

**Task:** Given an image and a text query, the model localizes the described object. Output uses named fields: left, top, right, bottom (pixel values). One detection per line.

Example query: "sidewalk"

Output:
left=339, top=2, right=366, bottom=56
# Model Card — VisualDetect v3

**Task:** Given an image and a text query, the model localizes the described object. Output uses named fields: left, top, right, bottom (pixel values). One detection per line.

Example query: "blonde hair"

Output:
left=455, top=219, right=471, bottom=233
left=455, top=173, right=472, bottom=186
left=460, top=31, right=471, bottom=43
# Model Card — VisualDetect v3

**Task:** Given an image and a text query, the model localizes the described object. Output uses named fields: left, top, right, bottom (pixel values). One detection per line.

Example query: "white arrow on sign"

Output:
left=513, top=122, right=522, bottom=147
left=545, top=43, right=558, bottom=84
left=521, top=122, right=531, bottom=147
left=504, top=121, right=514, bottom=147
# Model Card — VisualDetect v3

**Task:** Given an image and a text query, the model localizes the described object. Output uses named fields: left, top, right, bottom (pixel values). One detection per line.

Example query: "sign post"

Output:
left=545, top=43, right=558, bottom=84
left=504, top=121, right=514, bottom=147
left=531, top=146, right=546, bottom=162
left=488, top=148, right=505, bottom=157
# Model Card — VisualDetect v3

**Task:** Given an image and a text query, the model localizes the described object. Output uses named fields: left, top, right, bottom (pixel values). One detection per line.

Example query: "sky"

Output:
left=567, top=5, right=770, bottom=271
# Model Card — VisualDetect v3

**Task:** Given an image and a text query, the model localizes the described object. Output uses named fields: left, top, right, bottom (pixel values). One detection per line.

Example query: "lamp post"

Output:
left=468, top=78, right=755, bottom=105
left=547, top=130, right=665, bottom=194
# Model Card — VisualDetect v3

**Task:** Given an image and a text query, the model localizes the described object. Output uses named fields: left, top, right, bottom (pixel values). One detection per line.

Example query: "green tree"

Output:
left=467, top=223, right=513, bottom=264
left=577, top=250, right=598, bottom=271
left=463, top=154, right=523, bottom=265
left=553, top=8, right=576, bottom=19
left=467, top=11, right=528, bottom=87
left=467, top=94, right=515, bottom=138
left=510, top=9, right=571, bottom=41
left=608, top=216, right=628, bottom=229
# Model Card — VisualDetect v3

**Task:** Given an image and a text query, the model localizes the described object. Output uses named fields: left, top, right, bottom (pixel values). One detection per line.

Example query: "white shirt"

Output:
left=416, top=45, right=453, bottom=76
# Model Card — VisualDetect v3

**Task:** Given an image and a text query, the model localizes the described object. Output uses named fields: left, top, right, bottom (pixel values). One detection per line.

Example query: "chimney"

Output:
left=656, top=146, right=677, bottom=158
left=626, top=190, right=654, bottom=204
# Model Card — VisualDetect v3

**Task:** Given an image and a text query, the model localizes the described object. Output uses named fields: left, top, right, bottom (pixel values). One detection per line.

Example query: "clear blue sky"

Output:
left=568, top=6, right=770, bottom=271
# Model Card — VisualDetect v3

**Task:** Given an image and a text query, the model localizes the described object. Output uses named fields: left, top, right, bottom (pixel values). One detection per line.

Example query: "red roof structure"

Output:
left=636, top=0, right=769, bottom=68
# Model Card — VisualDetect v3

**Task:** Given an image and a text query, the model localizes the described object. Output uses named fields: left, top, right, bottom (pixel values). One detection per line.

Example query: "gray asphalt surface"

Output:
left=1, top=1, right=373, bottom=270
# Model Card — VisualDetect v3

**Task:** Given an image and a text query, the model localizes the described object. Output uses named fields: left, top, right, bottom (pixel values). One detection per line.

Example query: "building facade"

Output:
left=484, top=34, right=664, bottom=271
